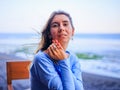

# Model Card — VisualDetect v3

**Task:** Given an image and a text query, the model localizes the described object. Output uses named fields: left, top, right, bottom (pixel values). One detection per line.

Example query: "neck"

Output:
left=60, top=42, right=68, bottom=51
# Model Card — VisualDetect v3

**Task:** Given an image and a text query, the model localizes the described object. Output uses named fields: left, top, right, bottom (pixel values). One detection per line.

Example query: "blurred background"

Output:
left=0, top=0, right=120, bottom=90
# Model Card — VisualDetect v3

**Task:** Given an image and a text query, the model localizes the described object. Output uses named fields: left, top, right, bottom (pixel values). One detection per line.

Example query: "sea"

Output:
left=0, top=33, right=120, bottom=79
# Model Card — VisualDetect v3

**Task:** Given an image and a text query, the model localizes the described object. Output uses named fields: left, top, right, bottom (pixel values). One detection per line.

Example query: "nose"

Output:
left=59, top=24, right=65, bottom=32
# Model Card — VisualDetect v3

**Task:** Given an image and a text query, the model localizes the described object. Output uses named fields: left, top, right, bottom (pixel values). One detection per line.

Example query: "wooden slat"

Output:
left=6, top=60, right=31, bottom=90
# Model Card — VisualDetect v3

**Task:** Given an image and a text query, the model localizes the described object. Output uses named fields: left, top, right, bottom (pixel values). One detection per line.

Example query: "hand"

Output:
left=46, top=40, right=68, bottom=61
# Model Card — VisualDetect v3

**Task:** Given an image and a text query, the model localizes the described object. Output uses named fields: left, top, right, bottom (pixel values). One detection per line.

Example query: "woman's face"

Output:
left=50, top=14, right=74, bottom=44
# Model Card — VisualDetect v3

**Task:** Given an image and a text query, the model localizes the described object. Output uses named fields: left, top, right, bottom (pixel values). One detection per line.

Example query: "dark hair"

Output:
left=36, top=10, right=74, bottom=53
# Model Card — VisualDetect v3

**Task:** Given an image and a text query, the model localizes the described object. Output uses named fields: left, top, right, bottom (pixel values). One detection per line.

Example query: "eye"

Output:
left=63, top=22, right=68, bottom=27
left=63, top=23, right=68, bottom=26
left=51, top=23, right=59, bottom=28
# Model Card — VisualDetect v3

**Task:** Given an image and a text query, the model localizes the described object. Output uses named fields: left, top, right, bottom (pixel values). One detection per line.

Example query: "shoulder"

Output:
left=34, top=50, right=45, bottom=60
left=33, top=50, right=52, bottom=64
left=67, top=51, right=78, bottom=59
left=67, top=51, right=82, bottom=69
left=67, top=51, right=79, bottom=63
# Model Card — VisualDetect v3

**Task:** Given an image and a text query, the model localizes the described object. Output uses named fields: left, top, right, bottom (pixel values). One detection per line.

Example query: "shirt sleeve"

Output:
left=71, top=57, right=84, bottom=90
left=33, top=54, right=63, bottom=90
left=57, top=59, right=75, bottom=90
left=33, top=52, right=84, bottom=90
left=56, top=55, right=84, bottom=90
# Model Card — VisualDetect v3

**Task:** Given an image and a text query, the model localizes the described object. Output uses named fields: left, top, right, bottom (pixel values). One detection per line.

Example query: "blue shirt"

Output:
left=30, top=50, right=84, bottom=90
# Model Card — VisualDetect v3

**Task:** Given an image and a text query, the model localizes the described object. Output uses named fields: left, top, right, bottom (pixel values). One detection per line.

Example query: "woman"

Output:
left=30, top=10, right=84, bottom=90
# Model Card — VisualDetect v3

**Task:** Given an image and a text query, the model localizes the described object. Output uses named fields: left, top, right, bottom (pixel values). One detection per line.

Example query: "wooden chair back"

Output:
left=6, top=60, right=31, bottom=90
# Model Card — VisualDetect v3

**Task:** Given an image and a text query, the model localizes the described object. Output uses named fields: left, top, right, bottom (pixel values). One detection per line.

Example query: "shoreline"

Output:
left=0, top=52, right=120, bottom=90
left=0, top=53, right=26, bottom=60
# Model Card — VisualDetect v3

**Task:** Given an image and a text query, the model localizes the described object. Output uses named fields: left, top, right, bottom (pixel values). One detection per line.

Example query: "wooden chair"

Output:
left=6, top=60, right=31, bottom=90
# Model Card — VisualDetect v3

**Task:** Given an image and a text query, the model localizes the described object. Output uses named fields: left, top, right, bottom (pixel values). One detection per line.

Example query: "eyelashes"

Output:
left=51, top=23, right=59, bottom=28
left=51, top=22, right=69, bottom=28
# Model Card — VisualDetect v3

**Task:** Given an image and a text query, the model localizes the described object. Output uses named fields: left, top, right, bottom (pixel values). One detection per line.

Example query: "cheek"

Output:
left=50, top=30, right=57, bottom=39
left=67, top=26, right=74, bottom=35
left=67, top=30, right=73, bottom=36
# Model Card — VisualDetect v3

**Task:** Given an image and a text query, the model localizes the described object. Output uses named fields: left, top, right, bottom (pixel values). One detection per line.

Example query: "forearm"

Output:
left=48, top=76, right=63, bottom=90
left=56, top=58, right=84, bottom=90
left=33, top=54, right=64, bottom=90
left=71, top=58, right=84, bottom=90
left=57, top=59, right=75, bottom=90
left=72, top=74, right=84, bottom=90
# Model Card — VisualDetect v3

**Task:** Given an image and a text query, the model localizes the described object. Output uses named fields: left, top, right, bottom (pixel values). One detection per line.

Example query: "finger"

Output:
left=48, top=45, right=59, bottom=60
left=50, top=44, right=57, bottom=55
left=52, top=39, right=58, bottom=48
left=55, top=39, right=58, bottom=43
left=52, top=39, right=55, bottom=43
left=52, top=43, right=57, bottom=50
left=56, top=42, right=63, bottom=49
left=48, top=46, right=54, bottom=57
left=53, top=40, right=63, bottom=49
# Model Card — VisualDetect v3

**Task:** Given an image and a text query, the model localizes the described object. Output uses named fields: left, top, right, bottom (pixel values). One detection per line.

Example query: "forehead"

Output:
left=51, top=14, right=70, bottom=23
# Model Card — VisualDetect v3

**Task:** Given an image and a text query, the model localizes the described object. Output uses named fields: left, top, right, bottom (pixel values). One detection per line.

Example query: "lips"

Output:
left=59, top=34, right=67, bottom=37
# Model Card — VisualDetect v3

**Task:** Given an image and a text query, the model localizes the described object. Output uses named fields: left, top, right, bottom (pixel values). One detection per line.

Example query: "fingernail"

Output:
left=55, top=40, right=58, bottom=43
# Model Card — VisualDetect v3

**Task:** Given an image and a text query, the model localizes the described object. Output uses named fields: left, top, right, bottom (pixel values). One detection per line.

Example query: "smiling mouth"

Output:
left=59, top=34, right=67, bottom=37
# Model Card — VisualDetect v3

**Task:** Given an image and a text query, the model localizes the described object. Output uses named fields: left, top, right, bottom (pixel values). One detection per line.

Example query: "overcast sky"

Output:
left=0, top=0, right=120, bottom=34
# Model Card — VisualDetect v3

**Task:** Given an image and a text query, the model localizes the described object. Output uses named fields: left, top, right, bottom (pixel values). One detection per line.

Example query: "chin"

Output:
left=59, top=39, right=69, bottom=44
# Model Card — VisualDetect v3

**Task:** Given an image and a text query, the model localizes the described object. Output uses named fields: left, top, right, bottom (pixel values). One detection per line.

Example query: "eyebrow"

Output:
left=62, top=20, right=69, bottom=23
left=51, top=20, right=69, bottom=25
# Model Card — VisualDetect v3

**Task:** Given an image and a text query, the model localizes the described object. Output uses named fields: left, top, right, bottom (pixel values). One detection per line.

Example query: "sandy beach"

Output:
left=0, top=53, right=120, bottom=90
